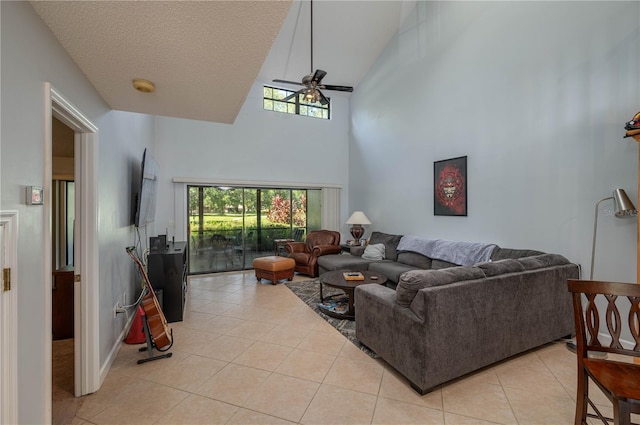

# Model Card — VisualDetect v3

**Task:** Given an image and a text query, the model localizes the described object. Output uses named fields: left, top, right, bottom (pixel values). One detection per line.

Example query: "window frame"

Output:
left=263, top=85, right=330, bottom=120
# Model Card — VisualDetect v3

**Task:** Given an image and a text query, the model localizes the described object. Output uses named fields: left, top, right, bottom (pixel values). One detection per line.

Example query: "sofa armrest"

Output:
left=355, top=285, right=424, bottom=332
left=285, top=241, right=306, bottom=254
left=312, top=245, right=342, bottom=257
left=355, top=284, right=430, bottom=389
left=355, top=283, right=397, bottom=308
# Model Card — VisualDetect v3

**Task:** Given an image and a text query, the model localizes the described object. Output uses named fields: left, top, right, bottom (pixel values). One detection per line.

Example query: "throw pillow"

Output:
left=368, top=232, right=403, bottom=261
left=361, top=243, right=385, bottom=261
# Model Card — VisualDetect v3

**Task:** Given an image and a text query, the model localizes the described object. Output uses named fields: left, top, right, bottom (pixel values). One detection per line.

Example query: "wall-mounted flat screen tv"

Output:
left=134, top=148, right=159, bottom=228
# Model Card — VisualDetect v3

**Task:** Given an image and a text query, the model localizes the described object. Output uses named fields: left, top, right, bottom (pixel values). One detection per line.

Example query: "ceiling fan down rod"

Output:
left=310, top=0, right=313, bottom=74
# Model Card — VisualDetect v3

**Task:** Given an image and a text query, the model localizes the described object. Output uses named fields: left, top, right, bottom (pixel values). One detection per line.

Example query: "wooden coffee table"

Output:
left=318, top=270, right=387, bottom=320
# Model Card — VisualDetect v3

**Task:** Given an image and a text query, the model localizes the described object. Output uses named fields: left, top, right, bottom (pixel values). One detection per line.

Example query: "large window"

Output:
left=263, top=86, right=330, bottom=119
left=187, top=185, right=321, bottom=274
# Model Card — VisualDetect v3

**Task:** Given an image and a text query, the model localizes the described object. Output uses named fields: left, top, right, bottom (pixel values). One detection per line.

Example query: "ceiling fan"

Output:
left=272, top=0, right=353, bottom=106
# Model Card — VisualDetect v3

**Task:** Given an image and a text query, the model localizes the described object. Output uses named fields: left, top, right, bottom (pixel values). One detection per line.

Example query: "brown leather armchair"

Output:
left=284, top=230, right=341, bottom=277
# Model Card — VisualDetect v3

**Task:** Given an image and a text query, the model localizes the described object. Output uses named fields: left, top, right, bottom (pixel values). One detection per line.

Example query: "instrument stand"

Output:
left=137, top=314, right=173, bottom=364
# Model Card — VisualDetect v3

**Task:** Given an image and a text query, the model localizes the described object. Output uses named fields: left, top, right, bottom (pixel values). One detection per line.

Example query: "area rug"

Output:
left=284, top=279, right=379, bottom=358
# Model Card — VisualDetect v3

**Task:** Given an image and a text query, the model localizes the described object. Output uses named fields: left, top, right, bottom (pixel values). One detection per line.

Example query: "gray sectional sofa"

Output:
left=318, top=231, right=547, bottom=284
left=317, top=232, right=579, bottom=394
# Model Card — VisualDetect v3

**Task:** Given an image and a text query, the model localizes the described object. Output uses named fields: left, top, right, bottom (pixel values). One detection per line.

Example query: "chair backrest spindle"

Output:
left=569, top=279, right=640, bottom=358
left=567, top=279, right=640, bottom=425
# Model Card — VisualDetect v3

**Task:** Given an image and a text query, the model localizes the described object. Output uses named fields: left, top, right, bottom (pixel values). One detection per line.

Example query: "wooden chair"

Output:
left=209, top=234, right=234, bottom=268
left=567, top=279, right=640, bottom=425
left=292, top=228, right=305, bottom=241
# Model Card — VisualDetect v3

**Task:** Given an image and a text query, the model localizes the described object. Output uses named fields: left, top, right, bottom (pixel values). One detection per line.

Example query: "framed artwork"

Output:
left=434, top=156, right=467, bottom=216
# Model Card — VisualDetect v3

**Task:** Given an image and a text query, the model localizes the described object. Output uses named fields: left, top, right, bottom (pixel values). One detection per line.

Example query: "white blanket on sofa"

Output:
left=397, top=235, right=496, bottom=266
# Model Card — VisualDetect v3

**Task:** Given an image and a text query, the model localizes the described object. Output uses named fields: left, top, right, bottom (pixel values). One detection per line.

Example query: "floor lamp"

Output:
left=590, top=188, right=637, bottom=280
left=567, top=188, right=637, bottom=354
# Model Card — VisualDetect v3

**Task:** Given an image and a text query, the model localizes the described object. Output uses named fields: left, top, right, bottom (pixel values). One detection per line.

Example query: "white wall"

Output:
left=153, top=82, right=351, bottom=241
left=2, top=1, right=636, bottom=421
left=0, top=4, right=347, bottom=420
left=1, top=3, right=153, bottom=423
left=97, top=111, right=155, bottom=358
left=350, top=1, right=639, bottom=283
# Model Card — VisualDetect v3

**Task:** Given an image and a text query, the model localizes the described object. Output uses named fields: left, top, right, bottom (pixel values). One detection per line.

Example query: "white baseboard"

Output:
left=99, top=308, right=138, bottom=385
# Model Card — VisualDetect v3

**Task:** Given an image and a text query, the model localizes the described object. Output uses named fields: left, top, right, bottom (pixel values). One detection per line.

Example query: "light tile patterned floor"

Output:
left=60, top=271, right=628, bottom=424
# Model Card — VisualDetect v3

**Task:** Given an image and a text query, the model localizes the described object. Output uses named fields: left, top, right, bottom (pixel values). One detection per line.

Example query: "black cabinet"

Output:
left=147, top=241, right=187, bottom=323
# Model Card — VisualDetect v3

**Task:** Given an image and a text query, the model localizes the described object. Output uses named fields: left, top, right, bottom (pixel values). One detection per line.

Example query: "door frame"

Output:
left=45, top=84, right=100, bottom=399
left=0, top=210, right=18, bottom=425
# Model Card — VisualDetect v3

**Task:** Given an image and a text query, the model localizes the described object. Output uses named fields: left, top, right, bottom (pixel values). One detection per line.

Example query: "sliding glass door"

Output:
left=187, top=185, right=320, bottom=274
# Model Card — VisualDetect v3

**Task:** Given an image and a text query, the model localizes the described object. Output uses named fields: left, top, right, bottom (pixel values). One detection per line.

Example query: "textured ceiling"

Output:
left=30, top=1, right=413, bottom=124
left=31, top=0, right=293, bottom=124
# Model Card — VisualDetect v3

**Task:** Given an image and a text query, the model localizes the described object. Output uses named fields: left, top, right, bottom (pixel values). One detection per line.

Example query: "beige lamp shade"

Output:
left=346, top=211, right=371, bottom=225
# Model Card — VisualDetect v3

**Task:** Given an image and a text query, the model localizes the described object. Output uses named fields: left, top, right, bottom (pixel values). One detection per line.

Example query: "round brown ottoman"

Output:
left=253, top=256, right=295, bottom=284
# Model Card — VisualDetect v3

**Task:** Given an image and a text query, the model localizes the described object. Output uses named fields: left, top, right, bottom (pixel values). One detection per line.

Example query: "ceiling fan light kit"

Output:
left=272, top=0, right=353, bottom=106
left=303, top=89, right=316, bottom=102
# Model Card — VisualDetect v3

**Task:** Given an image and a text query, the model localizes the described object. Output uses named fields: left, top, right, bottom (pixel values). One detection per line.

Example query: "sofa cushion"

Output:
left=476, top=259, right=525, bottom=277
left=368, top=261, right=416, bottom=285
left=397, top=251, right=432, bottom=269
left=431, top=259, right=459, bottom=269
left=518, top=253, right=570, bottom=270
left=369, top=232, right=403, bottom=261
left=490, top=247, right=544, bottom=260
left=396, top=266, right=486, bottom=307
left=317, top=254, right=374, bottom=272
left=362, top=243, right=386, bottom=260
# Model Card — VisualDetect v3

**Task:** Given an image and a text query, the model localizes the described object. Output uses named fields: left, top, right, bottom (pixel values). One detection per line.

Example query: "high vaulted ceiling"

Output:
left=30, top=1, right=414, bottom=124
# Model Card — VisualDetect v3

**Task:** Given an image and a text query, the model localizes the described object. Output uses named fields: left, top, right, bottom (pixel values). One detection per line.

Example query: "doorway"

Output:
left=51, top=117, right=77, bottom=421
left=46, top=84, right=100, bottom=418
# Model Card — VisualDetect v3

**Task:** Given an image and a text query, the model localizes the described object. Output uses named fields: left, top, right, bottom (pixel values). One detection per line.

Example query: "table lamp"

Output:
left=345, top=211, right=371, bottom=245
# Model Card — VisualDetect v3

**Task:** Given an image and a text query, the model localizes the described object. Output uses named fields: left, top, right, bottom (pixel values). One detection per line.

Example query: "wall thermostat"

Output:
left=26, top=186, right=44, bottom=205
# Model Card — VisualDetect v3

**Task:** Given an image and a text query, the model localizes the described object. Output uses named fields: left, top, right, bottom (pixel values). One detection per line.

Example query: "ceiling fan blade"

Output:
left=273, top=79, right=304, bottom=87
left=311, top=69, right=327, bottom=85
left=317, top=90, right=329, bottom=105
left=322, top=84, right=354, bottom=92
left=282, top=89, right=304, bottom=102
